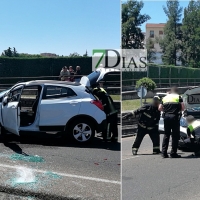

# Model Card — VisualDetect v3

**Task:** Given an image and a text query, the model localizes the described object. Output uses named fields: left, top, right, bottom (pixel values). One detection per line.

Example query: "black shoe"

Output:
left=153, top=150, right=161, bottom=154
left=161, top=154, right=169, bottom=158
left=132, top=148, right=138, bottom=155
left=170, top=153, right=181, bottom=158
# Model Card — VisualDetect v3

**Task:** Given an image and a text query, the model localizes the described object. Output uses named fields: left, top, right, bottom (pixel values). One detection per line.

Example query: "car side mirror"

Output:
left=2, top=96, right=9, bottom=106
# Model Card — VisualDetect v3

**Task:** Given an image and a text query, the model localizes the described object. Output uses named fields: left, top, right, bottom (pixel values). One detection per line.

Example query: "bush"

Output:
left=136, top=77, right=156, bottom=91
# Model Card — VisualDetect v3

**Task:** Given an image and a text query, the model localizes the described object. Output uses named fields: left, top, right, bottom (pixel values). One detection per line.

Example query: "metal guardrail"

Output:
left=122, top=113, right=137, bottom=137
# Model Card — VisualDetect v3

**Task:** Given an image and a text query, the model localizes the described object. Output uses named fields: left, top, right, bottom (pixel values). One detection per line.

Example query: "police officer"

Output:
left=93, top=85, right=118, bottom=142
left=127, top=96, right=161, bottom=155
left=182, top=115, right=200, bottom=156
left=158, top=87, right=185, bottom=158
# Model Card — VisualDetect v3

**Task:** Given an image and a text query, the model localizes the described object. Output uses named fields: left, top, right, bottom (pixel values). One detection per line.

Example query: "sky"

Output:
left=140, top=1, right=190, bottom=32
left=0, top=0, right=120, bottom=56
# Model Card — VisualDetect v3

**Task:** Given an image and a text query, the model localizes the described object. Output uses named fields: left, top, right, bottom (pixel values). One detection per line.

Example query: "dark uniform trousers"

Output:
left=103, top=113, right=118, bottom=140
left=162, top=116, right=180, bottom=155
left=184, top=138, right=200, bottom=154
left=133, top=125, right=160, bottom=152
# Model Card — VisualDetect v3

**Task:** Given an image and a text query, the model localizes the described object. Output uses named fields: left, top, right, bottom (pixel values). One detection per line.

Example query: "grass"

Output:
left=122, top=98, right=152, bottom=111
left=111, top=95, right=120, bottom=101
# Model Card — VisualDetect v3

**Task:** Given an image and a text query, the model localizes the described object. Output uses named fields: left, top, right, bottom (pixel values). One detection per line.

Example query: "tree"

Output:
left=122, top=0, right=150, bottom=49
left=13, top=47, right=19, bottom=57
left=159, top=0, right=183, bottom=65
left=1, top=47, right=19, bottom=57
left=68, top=52, right=81, bottom=57
left=136, top=77, right=156, bottom=91
left=136, top=77, right=156, bottom=103
left=83, top=50, right=88, bottom=57
left=146, top=38, right=157, bottom=63
left=3, top=47, right=13, bottom=57
left=181, top=0, right=200, bottom=68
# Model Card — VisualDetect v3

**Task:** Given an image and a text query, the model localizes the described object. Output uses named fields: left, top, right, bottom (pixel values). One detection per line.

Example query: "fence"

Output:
left=122, top=65, right=200, bottom=89
left=122, top=77, right=200, bottom=91
left=0, top=73, right=120, bottom=89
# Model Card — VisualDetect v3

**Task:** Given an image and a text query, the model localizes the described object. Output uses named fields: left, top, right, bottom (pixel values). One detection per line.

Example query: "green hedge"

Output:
left=122, top=64, right=200, bottom=86
left=0, top=57, right=92, bottom=84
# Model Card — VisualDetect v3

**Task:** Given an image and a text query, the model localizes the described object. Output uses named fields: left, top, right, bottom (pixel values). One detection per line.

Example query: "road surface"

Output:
left=122, top=134, right=200, bottom=200
left=0, top=130, right=120, bottom=200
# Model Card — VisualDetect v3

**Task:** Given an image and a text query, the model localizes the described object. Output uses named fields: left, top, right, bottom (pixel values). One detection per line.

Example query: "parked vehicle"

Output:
left=0, top=68, right=119, bottom=143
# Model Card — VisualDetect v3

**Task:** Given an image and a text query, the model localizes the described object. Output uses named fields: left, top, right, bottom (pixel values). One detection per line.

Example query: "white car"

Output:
left=0, top=69, right=119, bottom=143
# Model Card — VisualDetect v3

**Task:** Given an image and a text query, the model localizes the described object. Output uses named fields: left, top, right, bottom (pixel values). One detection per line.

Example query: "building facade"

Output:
left=145, top=23, right=165, bottom=53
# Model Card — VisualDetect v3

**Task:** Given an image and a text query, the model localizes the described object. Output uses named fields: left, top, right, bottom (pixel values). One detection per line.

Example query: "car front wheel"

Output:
left=68, top=119, right=95, bottom=143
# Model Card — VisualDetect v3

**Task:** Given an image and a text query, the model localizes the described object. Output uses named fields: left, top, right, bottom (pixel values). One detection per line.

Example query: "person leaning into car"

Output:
left=92, top=85, right=118, bottom=142
left=158, top=87, right=185, bottom=158
left=182, top=115, right=200, bottom=157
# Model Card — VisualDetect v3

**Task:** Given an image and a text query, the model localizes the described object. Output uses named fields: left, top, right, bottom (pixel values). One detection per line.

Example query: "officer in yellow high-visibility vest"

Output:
left=93, top=86, right=118, bottom=142
left=159, top=87, right=185, bottom=158
left=182, top=115, right=200, bottom=157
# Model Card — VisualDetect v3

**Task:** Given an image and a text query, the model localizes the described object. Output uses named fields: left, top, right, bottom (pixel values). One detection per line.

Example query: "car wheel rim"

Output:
left=73, top=123, right=92, bottom=142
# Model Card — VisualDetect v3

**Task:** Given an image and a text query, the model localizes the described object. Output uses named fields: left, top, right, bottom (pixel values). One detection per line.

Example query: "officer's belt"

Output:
left=138, top=122, right=154, bottom=130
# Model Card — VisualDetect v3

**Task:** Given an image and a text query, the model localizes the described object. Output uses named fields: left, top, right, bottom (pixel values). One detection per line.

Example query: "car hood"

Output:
left=80, top=68, right=120, bottom=87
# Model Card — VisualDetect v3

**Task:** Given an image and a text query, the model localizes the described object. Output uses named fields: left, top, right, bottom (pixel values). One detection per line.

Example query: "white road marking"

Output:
left=0, top=163, right=120, bottom=185
left=122, top=156, right=140, bottom=161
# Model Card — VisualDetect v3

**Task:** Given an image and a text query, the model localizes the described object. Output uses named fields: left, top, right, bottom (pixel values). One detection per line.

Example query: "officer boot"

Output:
left=153, top=150, right=161, bottom=154
left=153, top=146, right=161, bottom=154
left=132, top=148, right=138, bottom=155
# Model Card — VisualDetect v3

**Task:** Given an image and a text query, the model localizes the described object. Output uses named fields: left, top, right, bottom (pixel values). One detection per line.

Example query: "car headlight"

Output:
left=180, top=118, right=188, bottom=127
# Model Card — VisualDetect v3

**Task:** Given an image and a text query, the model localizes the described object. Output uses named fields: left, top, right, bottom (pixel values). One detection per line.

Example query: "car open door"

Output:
left=80, top=68, right=120, bottom=88
left=1, top=85, right=23, bottom=135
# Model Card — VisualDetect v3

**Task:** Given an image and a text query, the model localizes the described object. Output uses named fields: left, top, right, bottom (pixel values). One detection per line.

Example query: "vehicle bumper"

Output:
left=96, top=119, right=107, bottom=133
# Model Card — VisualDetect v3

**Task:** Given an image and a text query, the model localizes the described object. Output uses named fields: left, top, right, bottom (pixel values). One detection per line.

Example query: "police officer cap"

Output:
left=153, top=96, right=161, bottom=102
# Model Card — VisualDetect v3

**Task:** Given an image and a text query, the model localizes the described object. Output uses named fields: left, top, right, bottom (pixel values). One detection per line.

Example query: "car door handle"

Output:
left=70, top=101, right=79, bottom=104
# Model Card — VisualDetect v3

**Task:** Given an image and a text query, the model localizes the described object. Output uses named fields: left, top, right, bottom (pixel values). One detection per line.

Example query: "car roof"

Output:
left=24, top=80, right=81, bottom=86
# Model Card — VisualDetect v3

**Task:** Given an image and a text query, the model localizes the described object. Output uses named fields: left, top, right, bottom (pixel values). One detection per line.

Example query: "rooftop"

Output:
left=25, top=80, right=81, bottom=86
left=146, top=23, right=166, bottom=28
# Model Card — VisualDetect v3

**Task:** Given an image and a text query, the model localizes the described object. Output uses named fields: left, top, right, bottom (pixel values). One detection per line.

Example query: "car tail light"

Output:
left=91, top=100, right=104, bottom=111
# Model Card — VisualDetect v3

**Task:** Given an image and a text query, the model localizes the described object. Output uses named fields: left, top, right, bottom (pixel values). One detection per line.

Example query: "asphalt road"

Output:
left=0, top=130, right=121, bottom=200
left=122, top=134, right=200, bottom=200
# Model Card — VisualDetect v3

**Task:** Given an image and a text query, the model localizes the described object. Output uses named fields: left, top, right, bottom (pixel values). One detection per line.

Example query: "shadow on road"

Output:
left=0, top=132, right=120, bottom=152
left=3, top=142, right=29, bottom=155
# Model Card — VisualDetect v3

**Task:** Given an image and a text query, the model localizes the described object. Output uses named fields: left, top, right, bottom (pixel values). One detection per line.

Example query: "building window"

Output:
left=150, top=30, right=154, bottom=38
left=159, top=30, right=163, bottom=35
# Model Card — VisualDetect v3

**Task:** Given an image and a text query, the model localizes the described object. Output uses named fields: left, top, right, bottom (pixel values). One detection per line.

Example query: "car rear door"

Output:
left=39, top=85, right=81, bottom=130
left=1, top=85, right=24, bottom=135
left=80, top=68, right=120, bottom=88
